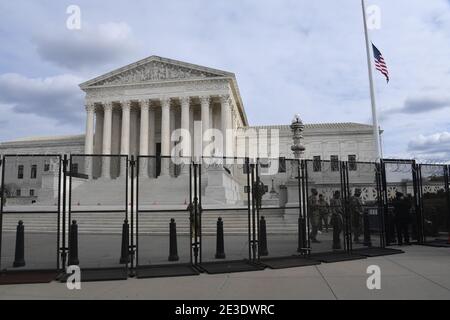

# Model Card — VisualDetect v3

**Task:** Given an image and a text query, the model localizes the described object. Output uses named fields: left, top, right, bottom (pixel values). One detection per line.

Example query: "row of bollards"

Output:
left=9, top=215, right=271, bottom=268
left=169, top=216, right=270, bottom=260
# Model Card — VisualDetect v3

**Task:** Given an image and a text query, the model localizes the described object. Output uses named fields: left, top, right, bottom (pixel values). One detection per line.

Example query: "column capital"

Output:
left=85, top=103, right=96, bottom=113
left=161, top=97, right=171, bottom=108
left=180, top=96, right=191, bottom=107
left=199, top=95, right=210, bottom=105
left=103, top=101, right=114, bottom=111
left=120, top=100, right=132, bottom=110
left=219, top=94, right=231, bottom=106
left=139, top=99, right=151, bottom=109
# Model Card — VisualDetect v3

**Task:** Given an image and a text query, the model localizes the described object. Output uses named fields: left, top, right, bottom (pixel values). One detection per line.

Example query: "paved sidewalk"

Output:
left=0, top=246, right=449, bottom=300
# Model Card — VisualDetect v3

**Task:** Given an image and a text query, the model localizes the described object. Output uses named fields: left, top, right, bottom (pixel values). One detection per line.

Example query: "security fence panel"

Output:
left=254, top=158, right=306, bottom=259
left=346, top=162, right=384, bottom=250
left=382, top=160, right=421, bottom=246
left=198, top=157, right=253, bottom=264
left=305, top=159, right=346, bottom=253
left=419, top=164, right=449, bottom=245
left=68, top=155, right=128, bottom=272
left=136, top=156, right=194, bottom=276
left=0, top=155, right=61, bottom=272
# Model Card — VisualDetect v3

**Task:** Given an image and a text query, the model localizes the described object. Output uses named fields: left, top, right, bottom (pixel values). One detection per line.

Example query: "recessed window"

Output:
left=44, top=163, right=50, bottom=172
left=16, top=189, right=21, bottom=197
left=31, top=165, right=37, bottom=179
left=17, top=165, right=24, bottom=179
left=348, top=155, right=357, bottom=171
left=331, top=155, right=339, bottom=172
left=29, top=189, right=35, bottom=197
left=313, top=156, right=322, bottom=172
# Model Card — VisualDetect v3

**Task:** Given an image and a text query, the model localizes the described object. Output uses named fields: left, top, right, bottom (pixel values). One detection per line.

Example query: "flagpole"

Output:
left=362, top=0, right=382, bottom=162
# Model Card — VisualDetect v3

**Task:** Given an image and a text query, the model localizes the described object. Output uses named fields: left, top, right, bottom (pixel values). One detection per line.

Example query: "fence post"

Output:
left=259, top=216, right=269, bottom=256
left=119, top=219, right=130, bottom=264
left=68, top=220, right=79, bottom=265
left=13, top=221, right=25, bottom=267
left=0, top=156, right=5, bottom=269
left=168, top=218, right=179, bottom=261
left=215, top=217, right=226, bottom=259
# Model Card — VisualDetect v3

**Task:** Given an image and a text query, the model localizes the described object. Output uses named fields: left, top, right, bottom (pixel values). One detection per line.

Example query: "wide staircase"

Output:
left=1, top=208, right=298, bottom=235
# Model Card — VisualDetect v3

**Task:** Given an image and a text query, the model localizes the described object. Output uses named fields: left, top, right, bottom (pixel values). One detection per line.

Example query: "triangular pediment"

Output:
left=80, top=56, right=234, bottom=88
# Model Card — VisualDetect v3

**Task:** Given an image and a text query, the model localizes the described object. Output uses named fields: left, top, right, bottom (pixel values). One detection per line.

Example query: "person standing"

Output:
left=318, top=194, right=330, bottom=232
left=392, top=192, right=411, bottom=245
left=330, top=190, right=344, bottom=250
left=349, top=188, right=364, bottom=243
left=308, top=189, right=320, bottom=243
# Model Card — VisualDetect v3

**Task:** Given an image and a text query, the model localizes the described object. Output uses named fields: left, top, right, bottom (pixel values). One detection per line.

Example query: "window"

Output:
left=71, top=163, right=79, bottom=175
left=348, top=155, right=357, bottom=171
left=31, top=165, right=37, bottom=179
left=16, top=189, right=21, bottom=197
left=313, top=156, right=322, bottom=172
left=18, top=165, right=24, bottom=179
left=29, top=189, right=35, bottom=197
left=44, top=163, right=50, bottom=172
left=331, top=155, right=339, bottom=172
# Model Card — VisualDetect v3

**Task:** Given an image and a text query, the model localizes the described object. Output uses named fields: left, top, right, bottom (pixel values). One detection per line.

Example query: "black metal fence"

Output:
left=0, top=155, right=62, bottom=272
left=0, top=154, right=449, bottom=279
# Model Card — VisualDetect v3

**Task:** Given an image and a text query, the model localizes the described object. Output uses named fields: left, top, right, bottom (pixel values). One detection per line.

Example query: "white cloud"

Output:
left=408, top=131, right=450, bottom=162
left=33, top=22, right=140, bottom=70
left=0, top=73, right=84, bottom=123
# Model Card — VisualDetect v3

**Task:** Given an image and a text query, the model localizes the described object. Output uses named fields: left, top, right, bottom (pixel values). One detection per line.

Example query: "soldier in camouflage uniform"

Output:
left=349, top=188, right=364, bottom=243
left=308, top=188, right=320, bottom=243
left=318, top=194, right=330, bottom=232
left=330, top=190, right=344, bottom=250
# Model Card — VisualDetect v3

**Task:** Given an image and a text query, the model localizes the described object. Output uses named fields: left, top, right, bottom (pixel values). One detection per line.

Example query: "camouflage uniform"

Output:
left=308, top=193, right=320, bottom=242
left=317, top=197, right=330, bottom=232
left=330, top=196, right=344, bottom=250
left=349, top=193, right=364, bottom=242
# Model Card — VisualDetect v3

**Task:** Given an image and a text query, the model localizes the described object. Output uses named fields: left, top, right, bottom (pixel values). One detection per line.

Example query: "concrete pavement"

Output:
left=0, top=245, right=449, bottom=300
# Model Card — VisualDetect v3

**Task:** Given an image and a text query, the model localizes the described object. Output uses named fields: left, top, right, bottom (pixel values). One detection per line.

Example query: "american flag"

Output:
left=372, top=44, right=389, bottom=83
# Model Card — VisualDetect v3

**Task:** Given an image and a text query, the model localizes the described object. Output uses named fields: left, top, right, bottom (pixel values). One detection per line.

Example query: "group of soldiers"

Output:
left=308, top=188, right=365, bottom=250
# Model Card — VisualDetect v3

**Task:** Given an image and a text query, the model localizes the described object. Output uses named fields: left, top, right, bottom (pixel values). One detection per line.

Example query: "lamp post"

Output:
left=290, top=114, right=306, bottom=178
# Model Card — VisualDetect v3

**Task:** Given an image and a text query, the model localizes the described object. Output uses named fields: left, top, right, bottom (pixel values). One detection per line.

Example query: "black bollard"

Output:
left=13, top=221, right=25, bottom=268
left=68, top=220, right=79, bottom=266
left=363, top=212, right=372, bottom=247
left=259, top=216, right=269, bottom=256
left=215, top=217, right=226, bottom=259
left=168, top=218, right=179, bottom=261
left=120, top=219, right=130, bottom=264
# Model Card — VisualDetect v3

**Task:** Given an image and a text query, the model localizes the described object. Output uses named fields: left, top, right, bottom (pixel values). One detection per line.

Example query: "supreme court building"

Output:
left=0, top=56, right=378, bottom=205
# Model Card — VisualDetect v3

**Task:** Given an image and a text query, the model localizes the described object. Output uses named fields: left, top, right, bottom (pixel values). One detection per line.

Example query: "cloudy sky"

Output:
left=0, top=0, right=449, bottom=161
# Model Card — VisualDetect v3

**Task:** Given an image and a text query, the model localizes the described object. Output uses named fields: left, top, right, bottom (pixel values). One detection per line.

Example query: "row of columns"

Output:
left=84, top=95, right=234, bottom=179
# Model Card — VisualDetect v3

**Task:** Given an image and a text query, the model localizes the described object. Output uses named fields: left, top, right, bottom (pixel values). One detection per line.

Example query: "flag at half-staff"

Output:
left=372, top=43, right=389, bottom=83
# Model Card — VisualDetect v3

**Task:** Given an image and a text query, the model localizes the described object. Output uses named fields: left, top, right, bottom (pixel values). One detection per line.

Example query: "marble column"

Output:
left=139, top=99, right=150, bottom=178
left=120, top=100, right=131, bottom=178
left=101, top=102, right=113, bottom=179
left=220, top=94, right=232, bottom=158
left=200, top=96, right=210, bottom=158
left=160, top=97, right=171, bottom=177
left=148, top=104, right=156, bottom=178
left=84, top=103, right=95, bottom=177
left=93, top=107, right=104, bottom=178
left=180, top=97, right=190, bottom=175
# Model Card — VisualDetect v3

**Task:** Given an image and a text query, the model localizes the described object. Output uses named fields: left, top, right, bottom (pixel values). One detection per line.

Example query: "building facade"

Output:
left=0, top=56, right=378, bottom=205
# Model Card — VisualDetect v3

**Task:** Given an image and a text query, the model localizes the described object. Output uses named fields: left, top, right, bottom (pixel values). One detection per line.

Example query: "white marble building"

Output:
left=0, top=56, right=379, bottom=205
